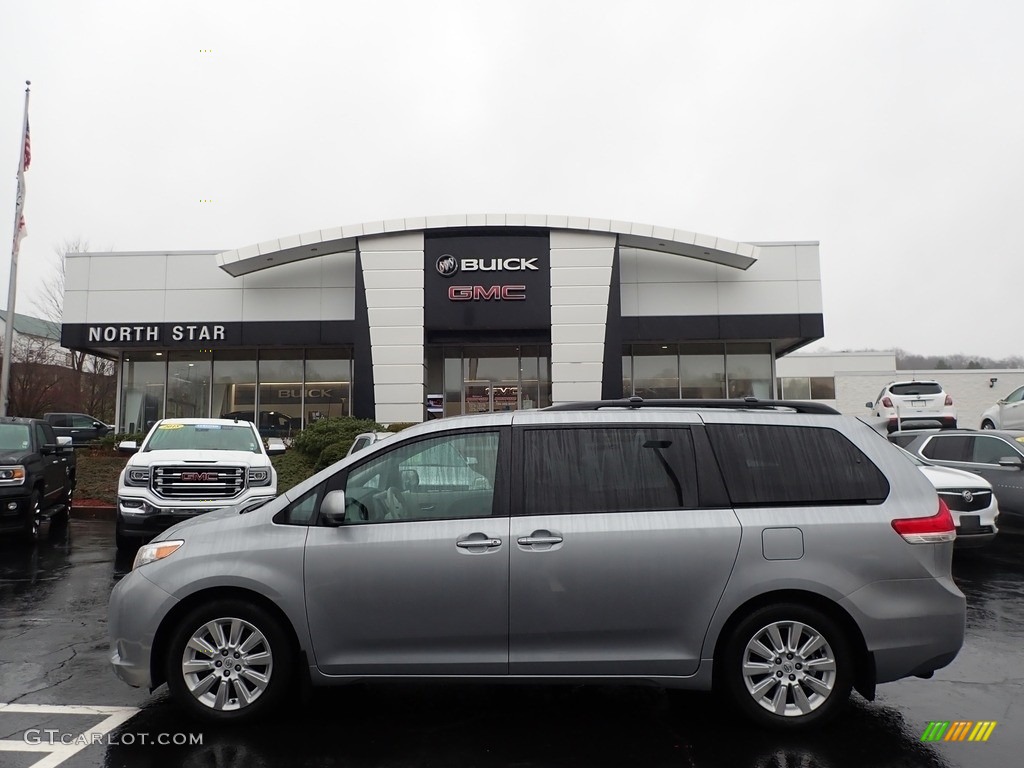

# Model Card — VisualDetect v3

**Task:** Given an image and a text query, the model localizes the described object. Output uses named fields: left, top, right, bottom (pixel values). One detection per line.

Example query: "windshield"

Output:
left=0, top=424, right=30, bottom=451
left=896, top=445, right=927, bottom=467
left=144, top=423, right=262, bottom=453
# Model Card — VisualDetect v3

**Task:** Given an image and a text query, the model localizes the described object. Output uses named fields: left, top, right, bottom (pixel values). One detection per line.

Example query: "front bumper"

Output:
left=108, top=568, right=179, bottom=689
left=117, top=495, right=275, bottom=541
left=0, top=492, right=32, bottom=532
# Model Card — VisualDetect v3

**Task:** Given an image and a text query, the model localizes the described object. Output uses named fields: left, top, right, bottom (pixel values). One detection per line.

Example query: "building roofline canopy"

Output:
left=215, top=214, right=760, bottom=277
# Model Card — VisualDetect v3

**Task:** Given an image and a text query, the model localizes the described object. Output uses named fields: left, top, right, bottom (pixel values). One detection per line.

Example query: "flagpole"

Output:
left=1, top=80, right=31, bottom=417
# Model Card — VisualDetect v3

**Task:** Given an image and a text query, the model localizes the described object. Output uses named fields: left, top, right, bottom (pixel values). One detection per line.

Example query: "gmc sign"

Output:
left=448, top=285, right=527, bottom=301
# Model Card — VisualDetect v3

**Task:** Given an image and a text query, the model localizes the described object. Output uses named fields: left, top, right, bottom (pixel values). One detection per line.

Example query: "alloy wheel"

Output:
left=180, top=617, right=274, bottom=711
left=740, top=620, right=837, bottom=717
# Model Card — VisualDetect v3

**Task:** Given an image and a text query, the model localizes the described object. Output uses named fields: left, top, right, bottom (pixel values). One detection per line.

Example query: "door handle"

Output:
left=456, top=537, right=502, bottom=549
left=517, top=534, right=563, bottom=546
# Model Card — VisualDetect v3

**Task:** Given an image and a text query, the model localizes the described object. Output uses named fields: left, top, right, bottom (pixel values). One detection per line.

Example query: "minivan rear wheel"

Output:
left=722, top=603, right=852, bottom=728
left=166, top=600, right=293, bottom=722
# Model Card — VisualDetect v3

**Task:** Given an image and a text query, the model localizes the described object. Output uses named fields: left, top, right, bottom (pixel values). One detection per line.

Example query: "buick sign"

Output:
left=436, top=254, right=459, bottom=278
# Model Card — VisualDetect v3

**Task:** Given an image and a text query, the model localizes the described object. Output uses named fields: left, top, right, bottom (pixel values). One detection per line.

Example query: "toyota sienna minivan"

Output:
left=108, top=398, right=965, bottom=729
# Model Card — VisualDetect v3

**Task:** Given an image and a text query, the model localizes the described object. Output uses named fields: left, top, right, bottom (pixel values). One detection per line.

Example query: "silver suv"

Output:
left=108, top=399, right=965, bottom=729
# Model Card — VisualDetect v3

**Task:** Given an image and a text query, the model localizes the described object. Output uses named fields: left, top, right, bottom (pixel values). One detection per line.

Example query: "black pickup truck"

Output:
left=43, top=412, right=113, bottom=444
left=0, top=417, right=76, bottom=542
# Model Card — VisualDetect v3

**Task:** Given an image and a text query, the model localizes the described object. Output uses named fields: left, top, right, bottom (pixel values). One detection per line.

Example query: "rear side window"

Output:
left=921, top=435, right=970, bottom=462
left=521, top=427, right=698, bottom=515
left=706, top=424, right=889, bottom=506
left=889, top=383, right=942, bottom=396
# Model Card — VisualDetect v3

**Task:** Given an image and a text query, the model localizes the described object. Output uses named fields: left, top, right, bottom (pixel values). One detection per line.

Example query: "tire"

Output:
left=721, top=603, right=853, bottom=729
left=165, top=600, right=293, bottom=723
left=115, top=523, right=138, bottom=553
left=981, top=420, right=995, bottom=430
left=21, top=491, right=43, bottom=543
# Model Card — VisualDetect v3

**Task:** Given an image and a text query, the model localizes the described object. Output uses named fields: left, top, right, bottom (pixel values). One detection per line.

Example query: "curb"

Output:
left=71, top=505, right=116, bottom=521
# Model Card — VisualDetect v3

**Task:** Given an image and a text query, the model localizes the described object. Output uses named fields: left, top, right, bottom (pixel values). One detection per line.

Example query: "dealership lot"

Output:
left=1, top=520, right=1021, bottom=768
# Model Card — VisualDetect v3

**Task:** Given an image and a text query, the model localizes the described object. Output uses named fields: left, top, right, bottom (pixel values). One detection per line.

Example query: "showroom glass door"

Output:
left=427, top=345, right=551, bottom=417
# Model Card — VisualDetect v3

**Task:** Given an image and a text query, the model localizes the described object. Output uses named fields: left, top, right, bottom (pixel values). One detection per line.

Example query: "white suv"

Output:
left=116, top=418, right=285, bottom=551
left=867, top=380, right=957, bottom=433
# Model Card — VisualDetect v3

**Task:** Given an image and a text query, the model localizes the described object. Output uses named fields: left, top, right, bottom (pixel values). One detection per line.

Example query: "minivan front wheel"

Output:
left=722, top=604, right=852, bottom=728
left=166, top=600, right=293, bottom=722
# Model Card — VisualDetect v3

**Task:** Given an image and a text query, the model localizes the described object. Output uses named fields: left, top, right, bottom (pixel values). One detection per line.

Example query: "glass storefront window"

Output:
left=257, top=351, right=304, bottom=439
left=725, top=342, right=773, bottom=399
left=167, top=351, right=212, bottom=419
left=212, top=351, right=257, bottom=424
left=780, top=376, right=812, bottom=400
left=120, top=352, right=166, bottom=434
left=679, top=343, right=725, bottom=398
left=632, top=344, right=680, bottom=398
left=305, top=349, right=353, bottom=425
left=436, top=344, right=552, bottom=416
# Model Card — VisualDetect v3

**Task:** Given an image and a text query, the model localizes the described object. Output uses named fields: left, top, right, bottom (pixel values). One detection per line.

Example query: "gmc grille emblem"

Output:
left=181, top=472, right=217, bottom=482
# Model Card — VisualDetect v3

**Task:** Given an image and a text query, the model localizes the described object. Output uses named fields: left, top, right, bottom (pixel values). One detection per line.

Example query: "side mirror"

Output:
left=117, top=440, right=139, bottom=455
left=56, top=436, right=74, bottom=452
left=266, top=442, right=287, bottom=456
left=865, top=402, right=874, bottom=408
left=465, top=456, right=478, bottom=467
left=997, top=456, right=1024, bottom=470
left=92, top=421, right=103, bottom=429
left=320, top=489, right=348, bottom=526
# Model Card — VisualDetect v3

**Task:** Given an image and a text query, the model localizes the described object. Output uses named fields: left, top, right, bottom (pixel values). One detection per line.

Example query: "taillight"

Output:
left=882, top=396, right=893, bottom=408
left=945, top=394, right=953, bottom=406
left=892, top=498, right=956, bottom=544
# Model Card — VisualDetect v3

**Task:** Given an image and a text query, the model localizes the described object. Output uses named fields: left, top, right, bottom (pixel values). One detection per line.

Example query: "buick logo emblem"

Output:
left=436, top=254, right=459, bottom=278
left=961, top=490, right=973, bottom=503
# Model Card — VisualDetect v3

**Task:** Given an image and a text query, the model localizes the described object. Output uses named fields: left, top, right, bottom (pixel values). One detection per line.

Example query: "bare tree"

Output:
left=29, top=238, right=117, bottom=419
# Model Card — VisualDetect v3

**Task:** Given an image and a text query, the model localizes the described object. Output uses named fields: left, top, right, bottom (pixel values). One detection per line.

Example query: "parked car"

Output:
left=43, top=412, right=113, bottom=444
left=346, top=431, right=394, bottom=457
left=0, top=417, right=76, bottom=542
left=115, top=418, right=286, bottom=552
left=866, top=380, right=957, bottom=432
left=891, top=429, right=1024, bottom=525
left=220, top=410, right=298, bottom=439
left=980, top=386, right=1024, bottom=430
left=108, top=398, right=965, bottom=729
left=895, top=446, right=999, bottom=547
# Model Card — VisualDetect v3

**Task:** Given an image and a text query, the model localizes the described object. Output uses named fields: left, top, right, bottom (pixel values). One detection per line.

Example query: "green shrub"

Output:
left=383, top=422, right=419, bottom=433
left=272, top=449, right=317, bottom=495
left=315, top=442, right=350, bottom=472
left=290, top=416, right=385, bottom=460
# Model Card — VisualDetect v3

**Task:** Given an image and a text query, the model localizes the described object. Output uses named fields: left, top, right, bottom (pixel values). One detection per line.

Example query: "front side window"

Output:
left=706, top=424, right=889, bottom=506
left=0, top=424, right=30, bottom=450
left=342, top=431, right=500, bottom=524
left=71, top=415, right=97, bottom=428
left=521, top=427, right=698, bottom=515
left=1005, top=387, right=1024, bottom=404
left=972, top=437, right=1022, bottom=464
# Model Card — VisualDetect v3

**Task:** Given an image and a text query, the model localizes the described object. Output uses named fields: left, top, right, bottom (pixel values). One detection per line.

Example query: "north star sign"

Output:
left=87, top=324, right=227, bottom=343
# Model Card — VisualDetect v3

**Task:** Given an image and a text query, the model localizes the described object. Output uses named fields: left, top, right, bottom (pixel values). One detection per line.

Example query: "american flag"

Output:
left=23, top=117, right=30, bottom=170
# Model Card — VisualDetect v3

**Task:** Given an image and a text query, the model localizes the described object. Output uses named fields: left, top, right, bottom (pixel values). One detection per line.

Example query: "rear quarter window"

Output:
left=706, top=424, right=889, bottom=506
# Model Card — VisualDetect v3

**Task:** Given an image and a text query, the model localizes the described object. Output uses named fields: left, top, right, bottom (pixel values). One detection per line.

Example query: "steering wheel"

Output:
left=383, top=486, right=414, bottom=520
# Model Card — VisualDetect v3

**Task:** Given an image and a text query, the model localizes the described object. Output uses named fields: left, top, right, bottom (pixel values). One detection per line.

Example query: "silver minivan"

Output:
left=108, top=399, right=965, bottom=728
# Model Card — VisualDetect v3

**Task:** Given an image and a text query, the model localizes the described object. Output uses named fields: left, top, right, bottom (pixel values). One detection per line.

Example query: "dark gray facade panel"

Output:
left=352, top=249, right=375, bottom=420
left=601, top=244, right=623, bottom=399
left=623, top=314, right=824, bottom=345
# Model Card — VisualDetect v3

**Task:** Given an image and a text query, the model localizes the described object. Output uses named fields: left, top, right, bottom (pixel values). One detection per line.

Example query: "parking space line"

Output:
left=0, top=702, right=140, bottom=768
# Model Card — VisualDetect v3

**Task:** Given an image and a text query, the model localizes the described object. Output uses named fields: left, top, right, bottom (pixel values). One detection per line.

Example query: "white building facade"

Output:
left=60, top=215, right=824, bottom=435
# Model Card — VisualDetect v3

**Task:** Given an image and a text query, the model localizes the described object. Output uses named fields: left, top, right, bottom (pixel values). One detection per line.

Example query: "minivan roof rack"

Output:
left=544, top=396, right=841, bottom=415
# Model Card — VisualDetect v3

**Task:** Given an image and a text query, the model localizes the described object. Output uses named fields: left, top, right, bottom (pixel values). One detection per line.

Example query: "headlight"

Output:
left=247, top=467, right=271, bottom=486
left=132, top=539, right=184, bottom=570
left=125, top=468, right=150, bottom=487
left=0, top=465, right=26, bottom=485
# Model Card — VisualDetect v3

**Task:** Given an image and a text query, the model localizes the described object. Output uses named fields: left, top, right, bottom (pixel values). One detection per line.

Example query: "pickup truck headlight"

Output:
left=0, top=465, right=26, bottom=485
left=247, top=468, right=271, bottom=487
left=125, top=468, right=150, bottom=487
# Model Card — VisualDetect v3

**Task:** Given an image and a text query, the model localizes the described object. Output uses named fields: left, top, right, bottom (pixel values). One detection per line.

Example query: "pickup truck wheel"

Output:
left=115, top=523, right=137, bottom=553
left=22, top=491, right=42, bottom=543
left=166, top=600, right=293, bottom=722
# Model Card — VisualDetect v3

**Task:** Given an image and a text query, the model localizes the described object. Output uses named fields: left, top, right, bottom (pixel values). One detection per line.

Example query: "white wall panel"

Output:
left=61, top=290, right=88, bottom=323
left=552, top=381, right=603, bottom=403
left=797, top=281, right=824, bottom=314
left=320, top=288, right=356, bottom=321
left=550, top=230, right=616, bottom=249
left=358, top=250, right=423, bottom=271
left=322, top=252, right=357, bottom=287
left=552, top=343, right=606, bottom=363
left=371, top=346, right=425, bottom=365
left=165, top=253, right=239, bottom=290
left=374, top=383, right=425, bottom=404
left=367, top=307, right=424, bottom=327
left=550, top=267, right=614, bottom=287
left=550, top=285, right=611, bottom=306
left=717, top=280, right=799, bottom=315
left=359, top=231, right=425, bottom=252
left=242, top=288, right=321, bottom=321
left=89, top=254, right=167, bottom=290
left=551, top=305, right=609, bottom=325
left=377, top=403, right=425, bottom=424
left=165, top=290, right=244, bottom=321
left=85, top=290, right=166, bottom=322
left=551, top=362, right=604, bottom=382
left=551, top=324, right=606, bottom=344
left=716, top=244, right=796, bottom=282
left=372, top=364, right=426, bottom=384
left=795, top=244, right=822, bottom=280
left=364, top=288, right=424, bottom=308
left=243, top=257, right=323, bottom=289
left=64, top=257, right=91, bottom=292
left=633, top=250, right=719, bottom=284
left=362, top=269, right=424, bottom=290
left=369, top=326, right=423, bottom=346
left=633, top=283, right=718, bottom=316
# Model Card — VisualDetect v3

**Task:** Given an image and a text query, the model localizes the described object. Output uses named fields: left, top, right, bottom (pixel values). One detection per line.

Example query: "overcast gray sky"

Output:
left=2, top=1, right=1021, bottom=358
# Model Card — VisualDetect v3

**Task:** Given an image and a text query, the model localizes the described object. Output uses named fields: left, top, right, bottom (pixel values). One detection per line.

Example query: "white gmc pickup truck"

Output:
left=115, top=418, right=285, bottom=551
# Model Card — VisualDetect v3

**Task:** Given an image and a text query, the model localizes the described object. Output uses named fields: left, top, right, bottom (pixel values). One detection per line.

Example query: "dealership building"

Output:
left=60, top=214, right=824, bottom=434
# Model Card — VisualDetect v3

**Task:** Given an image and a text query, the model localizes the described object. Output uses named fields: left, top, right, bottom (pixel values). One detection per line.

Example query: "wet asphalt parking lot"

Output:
left=0, top=519, right=1021, bottom=768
